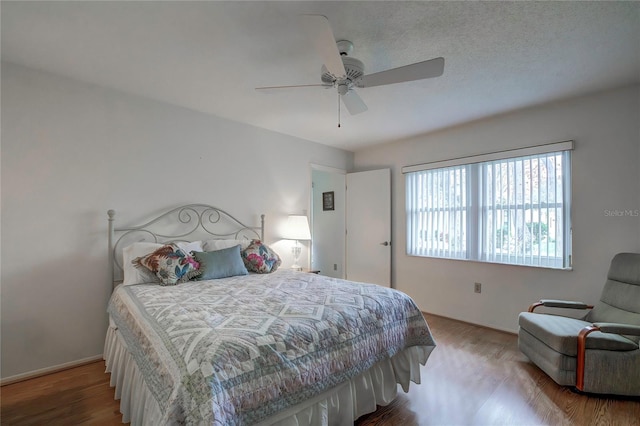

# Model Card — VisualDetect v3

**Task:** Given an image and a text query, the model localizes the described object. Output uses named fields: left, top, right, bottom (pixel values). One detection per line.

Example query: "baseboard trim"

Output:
left=422, top=311, right=518, bottom=336
left=1, top=354, right=104, bottom=386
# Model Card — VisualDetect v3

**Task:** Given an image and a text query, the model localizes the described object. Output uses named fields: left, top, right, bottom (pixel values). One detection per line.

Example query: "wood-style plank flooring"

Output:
left=1, top=313, right=639, bottom=425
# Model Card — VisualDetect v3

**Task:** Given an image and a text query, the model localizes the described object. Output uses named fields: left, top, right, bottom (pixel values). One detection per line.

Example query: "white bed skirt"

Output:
left=104, top=324, right=432, bottom=425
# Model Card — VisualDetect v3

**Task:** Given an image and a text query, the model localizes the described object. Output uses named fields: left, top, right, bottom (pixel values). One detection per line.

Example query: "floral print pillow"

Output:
left=241, top=240, right=281, bottom=274
left=133, top=245, right=201, bottom=285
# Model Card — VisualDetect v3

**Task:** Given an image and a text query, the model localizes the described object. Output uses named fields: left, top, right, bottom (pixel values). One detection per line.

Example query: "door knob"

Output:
left=380, top=241, right=391, bottom=246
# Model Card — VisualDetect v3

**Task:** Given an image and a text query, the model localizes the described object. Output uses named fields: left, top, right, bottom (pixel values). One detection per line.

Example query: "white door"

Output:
left=345, top=169, right=391, bottom=287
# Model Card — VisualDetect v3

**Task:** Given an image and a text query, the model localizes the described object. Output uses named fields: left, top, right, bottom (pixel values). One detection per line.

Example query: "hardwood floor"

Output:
left=1, top=313, right=638, bottom=425
left=356, top=314, right=640, bottom=426
left=0, top=361, right=123, bottom=425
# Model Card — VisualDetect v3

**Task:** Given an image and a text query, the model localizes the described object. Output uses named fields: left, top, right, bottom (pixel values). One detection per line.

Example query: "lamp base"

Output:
left=291, top=244, right=303, bottom=271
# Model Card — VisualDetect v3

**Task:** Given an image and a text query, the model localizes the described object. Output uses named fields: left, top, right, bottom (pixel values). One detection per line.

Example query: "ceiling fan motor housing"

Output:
left=321, top=56, right=365, bottom=85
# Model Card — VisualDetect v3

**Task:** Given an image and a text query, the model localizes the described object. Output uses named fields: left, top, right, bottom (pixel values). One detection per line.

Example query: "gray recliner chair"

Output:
left=518, top=252, right=640, bottom=396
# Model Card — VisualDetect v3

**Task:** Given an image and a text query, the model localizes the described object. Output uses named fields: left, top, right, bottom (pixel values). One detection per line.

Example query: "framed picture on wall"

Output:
left=322, top=191, right=335, bottom=211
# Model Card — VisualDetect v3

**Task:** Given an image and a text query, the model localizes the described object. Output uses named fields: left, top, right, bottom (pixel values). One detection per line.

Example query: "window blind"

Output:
left=405, top=141, right=573, bottom=269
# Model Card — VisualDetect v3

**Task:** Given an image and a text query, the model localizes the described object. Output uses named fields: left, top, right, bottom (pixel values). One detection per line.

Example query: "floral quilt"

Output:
left=108, top=269, right=435, bottom=425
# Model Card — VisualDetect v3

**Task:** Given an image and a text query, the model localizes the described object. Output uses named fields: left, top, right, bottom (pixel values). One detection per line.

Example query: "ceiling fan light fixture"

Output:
left=337, top=82, right=349, bottom=95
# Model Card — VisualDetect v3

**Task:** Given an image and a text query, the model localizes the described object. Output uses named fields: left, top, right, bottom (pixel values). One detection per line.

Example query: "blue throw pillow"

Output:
left=192, top=245, right=248, bottom=280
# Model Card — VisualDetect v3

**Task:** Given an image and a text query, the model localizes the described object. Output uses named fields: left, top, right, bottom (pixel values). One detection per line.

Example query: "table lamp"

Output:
left=283, top=215, right=311, bottom=270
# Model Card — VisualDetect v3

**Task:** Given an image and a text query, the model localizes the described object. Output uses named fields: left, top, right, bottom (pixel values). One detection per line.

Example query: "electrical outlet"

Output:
left=474, top=282, right=482, bottom=293
left=333, top=263, right=338, bottom=271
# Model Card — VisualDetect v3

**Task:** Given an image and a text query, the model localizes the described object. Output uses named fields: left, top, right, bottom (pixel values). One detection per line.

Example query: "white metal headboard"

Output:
left=108, top=204, right=264, bottom=289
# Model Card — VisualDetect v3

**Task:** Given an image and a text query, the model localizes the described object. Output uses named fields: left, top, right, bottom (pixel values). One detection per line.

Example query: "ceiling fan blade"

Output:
left=359, top=57, right=444, bottom=88
left=255, top=84, right=333, bottom=94
left=341, top=90, right=368, bottom=115
left=301, top=15, right=346, bottom=79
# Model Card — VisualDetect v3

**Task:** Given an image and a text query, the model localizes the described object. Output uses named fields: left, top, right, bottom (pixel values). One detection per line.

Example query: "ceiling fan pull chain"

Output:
left=338, top=92, right=341, bottom=128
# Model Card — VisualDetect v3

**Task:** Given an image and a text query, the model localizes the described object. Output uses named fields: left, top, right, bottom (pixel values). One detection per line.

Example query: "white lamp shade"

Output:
left=283, top=215, right=311, bottom=240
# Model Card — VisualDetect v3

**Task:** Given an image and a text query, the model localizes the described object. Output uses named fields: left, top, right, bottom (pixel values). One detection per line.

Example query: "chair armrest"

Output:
left=576, top=325, right=599, bottom=391
left=576, top=322, right=640, bottom=391
left=528, top=299, right=594, bottom=312
left=593, top=322, right=640, bottom=336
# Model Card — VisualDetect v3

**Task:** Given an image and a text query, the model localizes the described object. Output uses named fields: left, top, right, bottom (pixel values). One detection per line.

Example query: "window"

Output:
left=406, top=164, right=470, bottom=259
left=404, top=141, right=572, bottom=269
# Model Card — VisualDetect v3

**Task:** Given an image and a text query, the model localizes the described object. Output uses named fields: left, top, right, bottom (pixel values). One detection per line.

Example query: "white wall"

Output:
left=0, top=62, right=353, bottom=380
left=354, top=85, right=640, bottom=333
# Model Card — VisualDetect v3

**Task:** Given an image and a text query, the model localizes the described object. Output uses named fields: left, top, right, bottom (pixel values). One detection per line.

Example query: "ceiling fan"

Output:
left=255, top=15, right=444, bottom=124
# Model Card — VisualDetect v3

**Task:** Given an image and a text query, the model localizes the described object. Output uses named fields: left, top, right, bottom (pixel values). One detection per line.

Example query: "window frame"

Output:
left=403, top=141, right=573, bottom=270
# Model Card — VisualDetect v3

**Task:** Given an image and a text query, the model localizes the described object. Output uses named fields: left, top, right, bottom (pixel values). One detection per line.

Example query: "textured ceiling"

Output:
left=2, top=1, right=639, bottom=151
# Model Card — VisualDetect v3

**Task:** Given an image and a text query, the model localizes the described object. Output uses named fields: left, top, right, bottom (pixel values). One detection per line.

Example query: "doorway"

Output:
left=310, top=165, right=346, bottom=279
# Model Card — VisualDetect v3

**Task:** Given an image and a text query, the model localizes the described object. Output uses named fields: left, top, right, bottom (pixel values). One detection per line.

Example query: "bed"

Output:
left=104, top=204, right=436, bottom=425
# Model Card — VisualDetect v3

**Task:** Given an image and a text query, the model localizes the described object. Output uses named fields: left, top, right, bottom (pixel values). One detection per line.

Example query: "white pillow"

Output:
left=203, top=239, right=251, bottom=252
left=174, top=240, right=204, bottom=254
left=122, top=242, right=163, bottom=285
